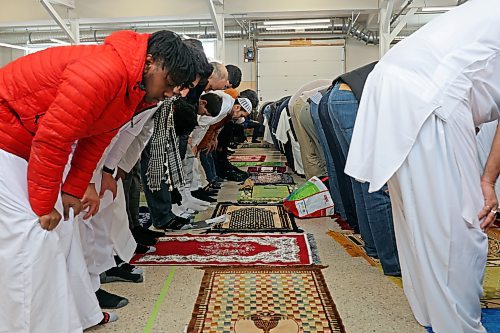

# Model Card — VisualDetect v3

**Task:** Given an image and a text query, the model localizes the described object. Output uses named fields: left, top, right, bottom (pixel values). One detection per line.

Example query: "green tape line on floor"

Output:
left=143, top=267, right=177, bottom=333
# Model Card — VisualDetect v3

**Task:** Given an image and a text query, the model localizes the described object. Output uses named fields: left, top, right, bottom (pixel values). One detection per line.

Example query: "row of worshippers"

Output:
left=0, top=30, right=254, bottom=332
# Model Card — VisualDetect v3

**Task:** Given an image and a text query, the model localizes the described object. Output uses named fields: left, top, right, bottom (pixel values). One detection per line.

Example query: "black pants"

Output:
left=123, top=161, right=141, bottom=229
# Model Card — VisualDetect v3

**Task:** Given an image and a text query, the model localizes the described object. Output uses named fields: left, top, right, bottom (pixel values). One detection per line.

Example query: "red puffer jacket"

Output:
left=0, top=30, right=150, bottom=216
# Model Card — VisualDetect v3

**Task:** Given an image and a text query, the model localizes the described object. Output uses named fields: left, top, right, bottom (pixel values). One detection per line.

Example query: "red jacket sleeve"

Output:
left=27, top=55, right=125, bottom=216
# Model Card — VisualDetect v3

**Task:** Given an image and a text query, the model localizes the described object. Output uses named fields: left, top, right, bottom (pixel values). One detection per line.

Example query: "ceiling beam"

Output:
left=390, top=6, right=417, bottom=40
left=39, top=0, right=78, bottom=44
left=207, top=0, right=223, bottom=40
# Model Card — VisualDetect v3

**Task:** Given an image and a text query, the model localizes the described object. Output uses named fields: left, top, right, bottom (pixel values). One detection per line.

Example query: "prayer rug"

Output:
left=249, top=172, right=295, bottom=185
left=188, top=266, right=345, bottom=333
left=240, top=142, right=272, bottom=148
left=483, top=227, right=500, bottom=308
left=209, top=203, right=300, bottom=233
left=130, top=234, right=319, bottom=266
left=327, top=230, right=403, bottom=287
left=238, top=185, right=296, bottom=204
left=228, top=155, right=266, bottom=162
left=231, top=161, right=286, bottom=167
left=247, top=166, right=288, bottom=173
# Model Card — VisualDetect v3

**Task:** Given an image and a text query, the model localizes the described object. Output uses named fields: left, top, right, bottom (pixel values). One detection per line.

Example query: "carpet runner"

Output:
left=130, top=233, right=319, bottom=266
left=209, top=203, right=300, bottom=233
left=238, top=185, right=296, bottom=204
left=248, top=172, right=295, bottom=185
left=187, top=266, right=345, bottom=333
left=228, top=155, right=266, bottom=162
left=247, top=166, right=288, bottom=173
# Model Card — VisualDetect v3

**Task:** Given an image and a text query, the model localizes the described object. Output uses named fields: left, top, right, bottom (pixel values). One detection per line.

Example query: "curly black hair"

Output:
left=200, top=92, right=223, bottom=117
left=226, top=64, right=242, bottom=88
left=173, top=98, right=198, bottom=136
left=147, top=30, right=197, bottom=89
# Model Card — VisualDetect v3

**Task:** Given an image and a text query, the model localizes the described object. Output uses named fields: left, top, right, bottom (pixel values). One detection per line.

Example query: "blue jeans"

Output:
left=140, top=143, right=176, bottom=229
left=317, top=88, right=359, bottom=233
left=309, top=99, right=346, bottom=220
left=200, top=150, right=217, bottom=183
left=328, top=82, right=400, bottom=275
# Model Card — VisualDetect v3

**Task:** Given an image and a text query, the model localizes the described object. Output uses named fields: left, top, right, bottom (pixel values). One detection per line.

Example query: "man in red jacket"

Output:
left=0, top=30, right=202, bottom=332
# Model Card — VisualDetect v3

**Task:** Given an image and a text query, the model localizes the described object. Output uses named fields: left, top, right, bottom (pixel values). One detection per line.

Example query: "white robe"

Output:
left=345, top=1, right=500, bottom=332
left=0, top=149, right=90, bottom=333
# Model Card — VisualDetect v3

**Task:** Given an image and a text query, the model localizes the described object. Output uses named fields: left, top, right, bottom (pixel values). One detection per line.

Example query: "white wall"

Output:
left=0, top=47, right=24, bottom=67
left=345, top=38, right=379, bottom=72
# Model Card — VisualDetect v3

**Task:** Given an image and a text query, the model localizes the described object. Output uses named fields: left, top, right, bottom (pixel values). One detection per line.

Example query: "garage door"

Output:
left=257, top=45, right=345, bottom=103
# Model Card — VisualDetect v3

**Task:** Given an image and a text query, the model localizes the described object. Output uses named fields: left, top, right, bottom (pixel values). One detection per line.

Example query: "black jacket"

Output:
left=334, top=61, right=378, bottom=103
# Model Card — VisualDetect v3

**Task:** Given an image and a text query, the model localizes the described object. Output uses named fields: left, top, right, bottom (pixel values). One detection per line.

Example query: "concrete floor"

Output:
left=87, top=146, right=425, bottom=333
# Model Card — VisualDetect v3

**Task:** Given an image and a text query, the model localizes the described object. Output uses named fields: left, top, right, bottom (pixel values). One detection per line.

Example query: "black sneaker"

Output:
left=136, top=226, right=165, bottom=239
left=131, top=228, right=158, bottom=246
left=100, top=267, right=143, bottom=283
left=135, top=243, right=156, bottom=254
left=95, top=289, right=129, bottom=309
left=114, top=256, right=144, bottom=275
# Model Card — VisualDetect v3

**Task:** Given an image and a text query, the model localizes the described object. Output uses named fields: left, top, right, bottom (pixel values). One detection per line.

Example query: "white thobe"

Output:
left=345, top=1, right=500, bottom=332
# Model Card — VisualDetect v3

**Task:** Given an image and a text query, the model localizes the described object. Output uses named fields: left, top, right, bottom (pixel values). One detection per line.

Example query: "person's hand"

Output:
left=115, top=167, right=126, bottom=181
left=208, top=138, right=218, bottom=153
left=39, top=208, right=62, bottom=231
left=81, top=183, right=100, bottom=220
left=61, top=192, right=83, bottom=221
left=479, top=179, right=498, bottom=231
left=100, top=171, right=117, bottom=199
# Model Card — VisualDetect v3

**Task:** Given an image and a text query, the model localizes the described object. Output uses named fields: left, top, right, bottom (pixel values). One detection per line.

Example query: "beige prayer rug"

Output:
left=187, top=266, right=345, bottom=333
left=209, top=203, right=300, bottom=233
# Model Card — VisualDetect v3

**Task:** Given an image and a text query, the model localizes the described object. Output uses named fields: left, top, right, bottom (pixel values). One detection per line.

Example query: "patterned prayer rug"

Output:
left=238, top=185, right=296, bottom=204
left=240, top=142, right=272, bottom=148
left=483, top=227, right=500, bottom=308
left=187, top=266, right=345, bottom=333
left=130, top=234, right=319, bottom=266
left=327, top=230, right=403, bottom=288
left=249, top=172, right=295, bottom=185
left=228, top=155, right=266, bottom=162
left=247, top=166, right=288, bottom=173
left=231, top=161, right=286, bottom=167
left=209, top=203, right=300, bottom=233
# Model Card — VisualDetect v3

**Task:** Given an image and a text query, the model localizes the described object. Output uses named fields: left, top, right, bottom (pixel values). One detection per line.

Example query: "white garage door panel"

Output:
left=258, top=46, right=344, bottom=62
left=258, top=75, right=334, bottom=93
left=258, top=61, right=343, bottom=76
left=258, top=45, right=344, bottom=103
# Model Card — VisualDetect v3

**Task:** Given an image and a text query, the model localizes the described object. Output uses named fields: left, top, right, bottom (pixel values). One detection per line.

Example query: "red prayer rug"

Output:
left=228, top=155, right=266, bottom=162
left=130, top=233, right=319, bottom=266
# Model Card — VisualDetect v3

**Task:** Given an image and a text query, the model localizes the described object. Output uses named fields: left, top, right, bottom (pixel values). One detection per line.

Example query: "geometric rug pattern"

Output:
left=187, top=266, right=346, bottom=333
left=231, top=161, right=286, bottom=167
left=130, top=234, right=318, bottom=266
left=248, top=172, right=295, bottom=185
left=247, top=166, right=288, bottom=173
left=209, top=203, right=300, bottom=233
left=238, top=185, right=296, bottom=204
left=228, top=155, right=266, bottom=162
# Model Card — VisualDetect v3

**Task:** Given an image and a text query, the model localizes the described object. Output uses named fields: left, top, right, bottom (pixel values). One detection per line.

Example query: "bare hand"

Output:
left=39, top=208, right=62, bottom=231
left=100, top=171, right=117, bottom=199
left=192, top=145, right=198, bottom=156
left=61, top=192, right=83, bottom=221
left=81, top=183, right=100, bottom=220
left=479, top=179, right=498, bottom=231
left=115, top=167, right=126, bottom=181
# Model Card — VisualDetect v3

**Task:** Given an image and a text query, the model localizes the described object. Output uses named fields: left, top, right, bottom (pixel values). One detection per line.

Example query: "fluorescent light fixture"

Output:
left=50, top=38, right=70, bottom=45
left=265, top=25, right=331, bottom=31
left=420, top=6, right=454, bottom=12
left=0, top=42, right=30, bottom=51
left=263, top=19, right=330, bottom=26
